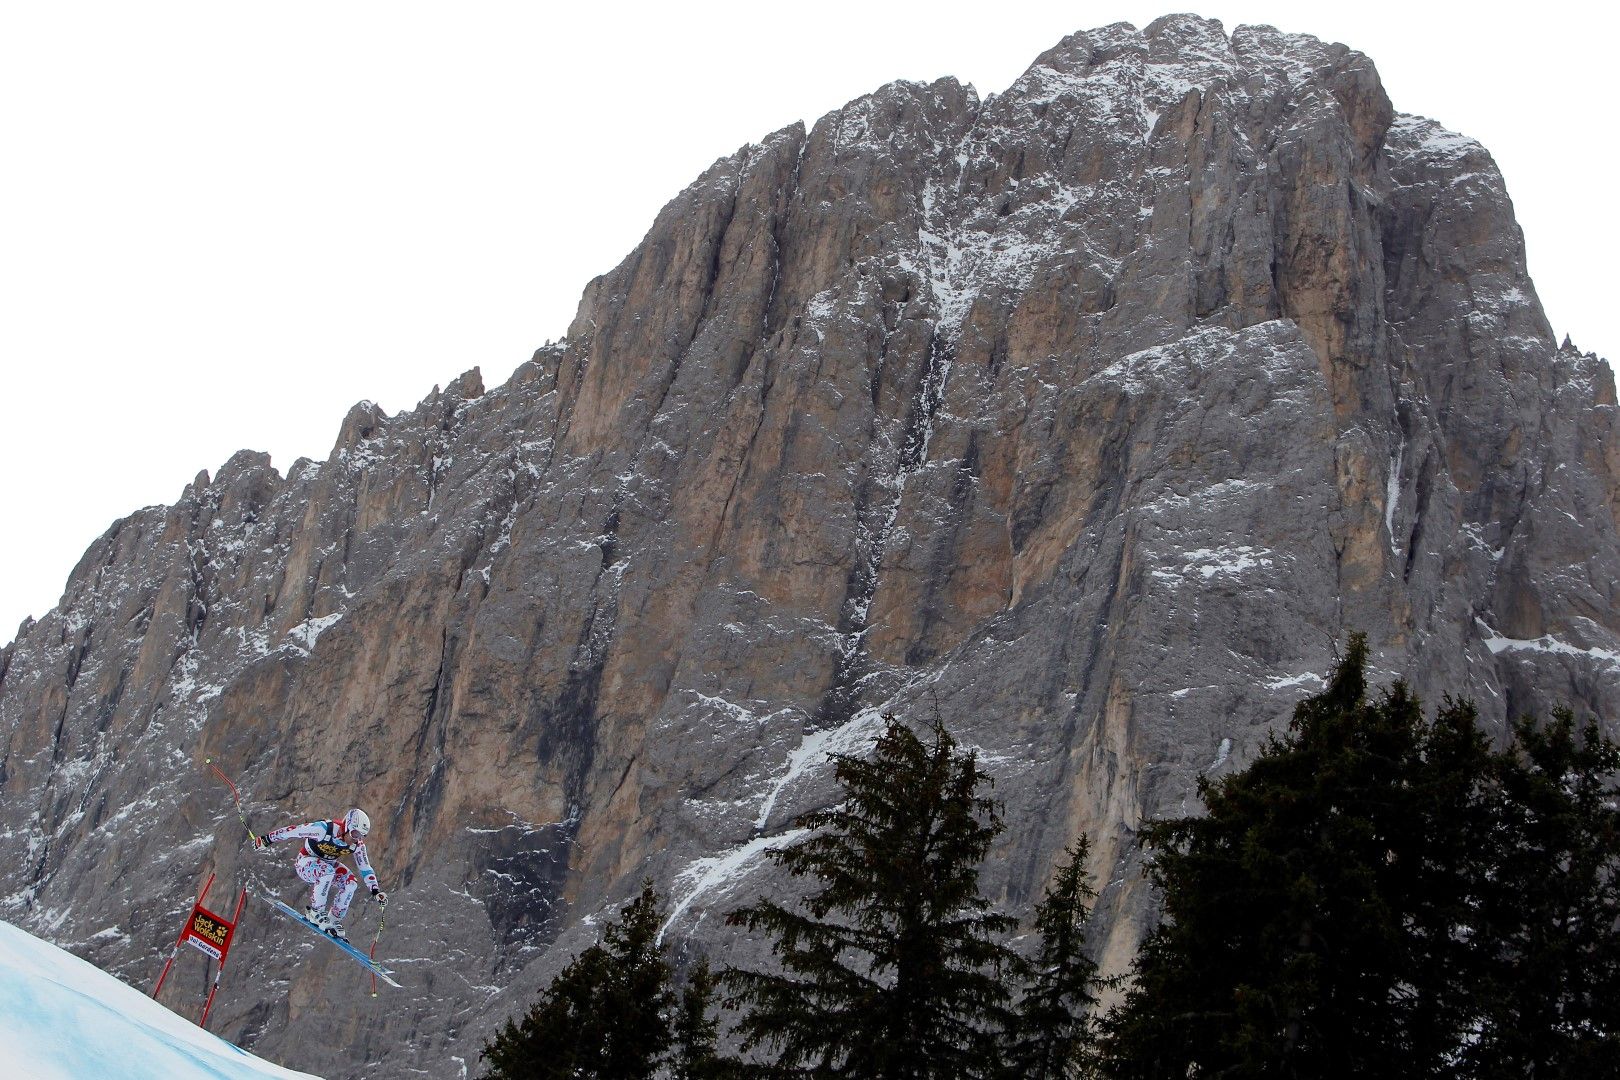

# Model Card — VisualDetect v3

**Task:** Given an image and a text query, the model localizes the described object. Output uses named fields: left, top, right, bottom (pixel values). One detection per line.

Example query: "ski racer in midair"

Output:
left=255, top=808, right=386, bottom=941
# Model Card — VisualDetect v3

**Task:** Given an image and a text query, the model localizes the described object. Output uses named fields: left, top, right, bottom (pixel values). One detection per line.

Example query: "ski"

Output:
left=262, top=896, right=402, bottom=988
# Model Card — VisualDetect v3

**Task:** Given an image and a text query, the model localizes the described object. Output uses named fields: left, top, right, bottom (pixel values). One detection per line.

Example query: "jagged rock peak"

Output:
left=334, top=398, right=386, bottom=451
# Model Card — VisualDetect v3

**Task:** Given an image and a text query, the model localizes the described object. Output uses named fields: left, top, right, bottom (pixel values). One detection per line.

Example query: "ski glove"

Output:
left=253, top=835, right=272, bottom=852
left=371, top=888, right=387, bottom=907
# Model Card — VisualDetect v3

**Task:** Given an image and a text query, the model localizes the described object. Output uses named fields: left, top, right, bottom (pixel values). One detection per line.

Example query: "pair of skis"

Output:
left=261, top=896, right=401, bottom=989
left=207, top=759, right=400, bottom=991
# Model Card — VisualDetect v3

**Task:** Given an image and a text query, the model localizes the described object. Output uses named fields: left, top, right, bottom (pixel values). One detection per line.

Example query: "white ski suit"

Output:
left=264, top=818, right=379, bottom=922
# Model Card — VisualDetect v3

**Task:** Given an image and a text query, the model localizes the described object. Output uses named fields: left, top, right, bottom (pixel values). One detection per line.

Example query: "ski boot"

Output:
left=326, top=922, right=349, bottom=942
left=304, top=906, right=333, bottom=932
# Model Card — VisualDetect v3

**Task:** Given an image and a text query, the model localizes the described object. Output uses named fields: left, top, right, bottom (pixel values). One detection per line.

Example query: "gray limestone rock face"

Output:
left=2, top=14, right=1617, bottom=1077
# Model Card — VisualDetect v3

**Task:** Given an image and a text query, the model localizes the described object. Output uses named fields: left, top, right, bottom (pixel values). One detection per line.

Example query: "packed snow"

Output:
left=1151, top=545, right=1275, bottom=584
left=0, top=919, right=320, bottom=1080
left=285, top=612, right=343, bottom=653
left=1478, top=626, right=1620, bottom=670
left=660, top=828, right=809, bottom=941
left=1387, top=113, right=1487, bottom=164
left=661, top=704, right=895, bottom=938
left=753, top=706, right=889, bottom=831
left=1265, top=672, right=1327, bottom=692
left=1385, top=441, right=1405, bottom=555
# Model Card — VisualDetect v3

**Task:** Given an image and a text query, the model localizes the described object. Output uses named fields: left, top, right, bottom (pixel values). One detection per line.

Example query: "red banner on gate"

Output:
left=181, top=903, right=237, bottom=963
left=152, top=872, right=248, bottom=1030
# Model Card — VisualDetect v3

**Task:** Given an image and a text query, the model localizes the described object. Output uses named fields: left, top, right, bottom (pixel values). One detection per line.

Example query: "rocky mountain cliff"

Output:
left=3, top=14, right=1617, bottom=1077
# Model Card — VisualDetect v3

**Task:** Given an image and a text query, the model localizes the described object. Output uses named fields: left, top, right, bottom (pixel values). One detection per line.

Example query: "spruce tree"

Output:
left=481, top=943, right=615, bottom=1080
left=671, top=956, right=738, bottom=1080
left=1099, top=634, right=1499, bottom=1078
left=1099, top=636, right=1620, bottom=1078
left=1464, top=710, right=1620, bottom=1078
left=481, top=881, right=676, bottom=1080
left=724, top=712, right=1017, bottom=1078
left=1006, top=838, right=1104, bottom=1079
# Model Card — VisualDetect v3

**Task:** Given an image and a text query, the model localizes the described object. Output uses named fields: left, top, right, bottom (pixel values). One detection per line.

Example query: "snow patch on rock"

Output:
left=285, top=613, right=343, bottom=654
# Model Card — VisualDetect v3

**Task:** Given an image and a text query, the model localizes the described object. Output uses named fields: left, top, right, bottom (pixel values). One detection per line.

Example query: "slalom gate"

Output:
left=151, top=872, right=247, bottom=1029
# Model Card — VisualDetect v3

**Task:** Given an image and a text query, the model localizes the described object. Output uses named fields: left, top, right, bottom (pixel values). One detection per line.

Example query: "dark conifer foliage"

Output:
left=480, top=881, right=676, bottom=1079
left=1100, top=634, right=1620, bottom=1079
left=672, top=956, right=740, bottom=1080
left=477, top=646, right=1619, bottom=1080
left=1103, top=635, right=1431, bottom=1074
left=724, top=712, right=1018, bottom=1078
left=1005, top=838, right=1105, bottom=1079
left=1463, top=710, right=1620, bottom=1078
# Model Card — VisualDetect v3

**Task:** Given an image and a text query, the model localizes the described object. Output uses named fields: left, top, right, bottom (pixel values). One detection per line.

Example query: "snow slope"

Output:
left=0, top=920, right=321, bottom=1080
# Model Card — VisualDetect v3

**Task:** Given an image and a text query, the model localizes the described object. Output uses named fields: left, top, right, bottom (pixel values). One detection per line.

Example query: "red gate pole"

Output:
left=197, top=887, right=247, bottom=1029
left=153, top=873, right=214, bottom=1000
left=368, top=901, right=387, bottom=997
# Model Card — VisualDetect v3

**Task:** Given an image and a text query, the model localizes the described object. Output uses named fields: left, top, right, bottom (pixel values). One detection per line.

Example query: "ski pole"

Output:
left=369, top=902, right=387, bottom=997
left=204, top=758, right=261, bottom=846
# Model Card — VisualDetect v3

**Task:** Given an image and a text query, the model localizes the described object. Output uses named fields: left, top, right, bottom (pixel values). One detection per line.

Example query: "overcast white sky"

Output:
left=2, top=2, right=1613, bottom=640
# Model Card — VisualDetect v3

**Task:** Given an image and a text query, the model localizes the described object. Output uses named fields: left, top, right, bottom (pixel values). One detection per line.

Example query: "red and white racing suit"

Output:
left=265, top=819, right=378, bottom=922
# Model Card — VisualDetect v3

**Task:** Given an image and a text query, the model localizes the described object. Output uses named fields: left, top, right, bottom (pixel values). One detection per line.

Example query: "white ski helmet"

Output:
left=344, top=808, right=371, bottom=839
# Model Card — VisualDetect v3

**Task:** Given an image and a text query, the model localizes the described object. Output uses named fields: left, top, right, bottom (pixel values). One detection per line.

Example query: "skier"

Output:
left=255, top=808, right=387, bottom=941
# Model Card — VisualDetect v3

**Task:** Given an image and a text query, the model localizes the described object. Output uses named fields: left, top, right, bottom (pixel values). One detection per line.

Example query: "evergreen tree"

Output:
left=671, top=956, right=738, bottom=1080
left=481, top=881, right=675, bottom=1079
left=1099, top=635, right=1620, bottom=1078
left=1006, top=838, right=1105, bottom=1079
left=481, top=943, right=614, bottom=1080
left=1099, top=634, right=1500, bottom=1078
left=724, top=712, right=1017, bottom=1078
left=1463, top=710, right=1620, bottom=1078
